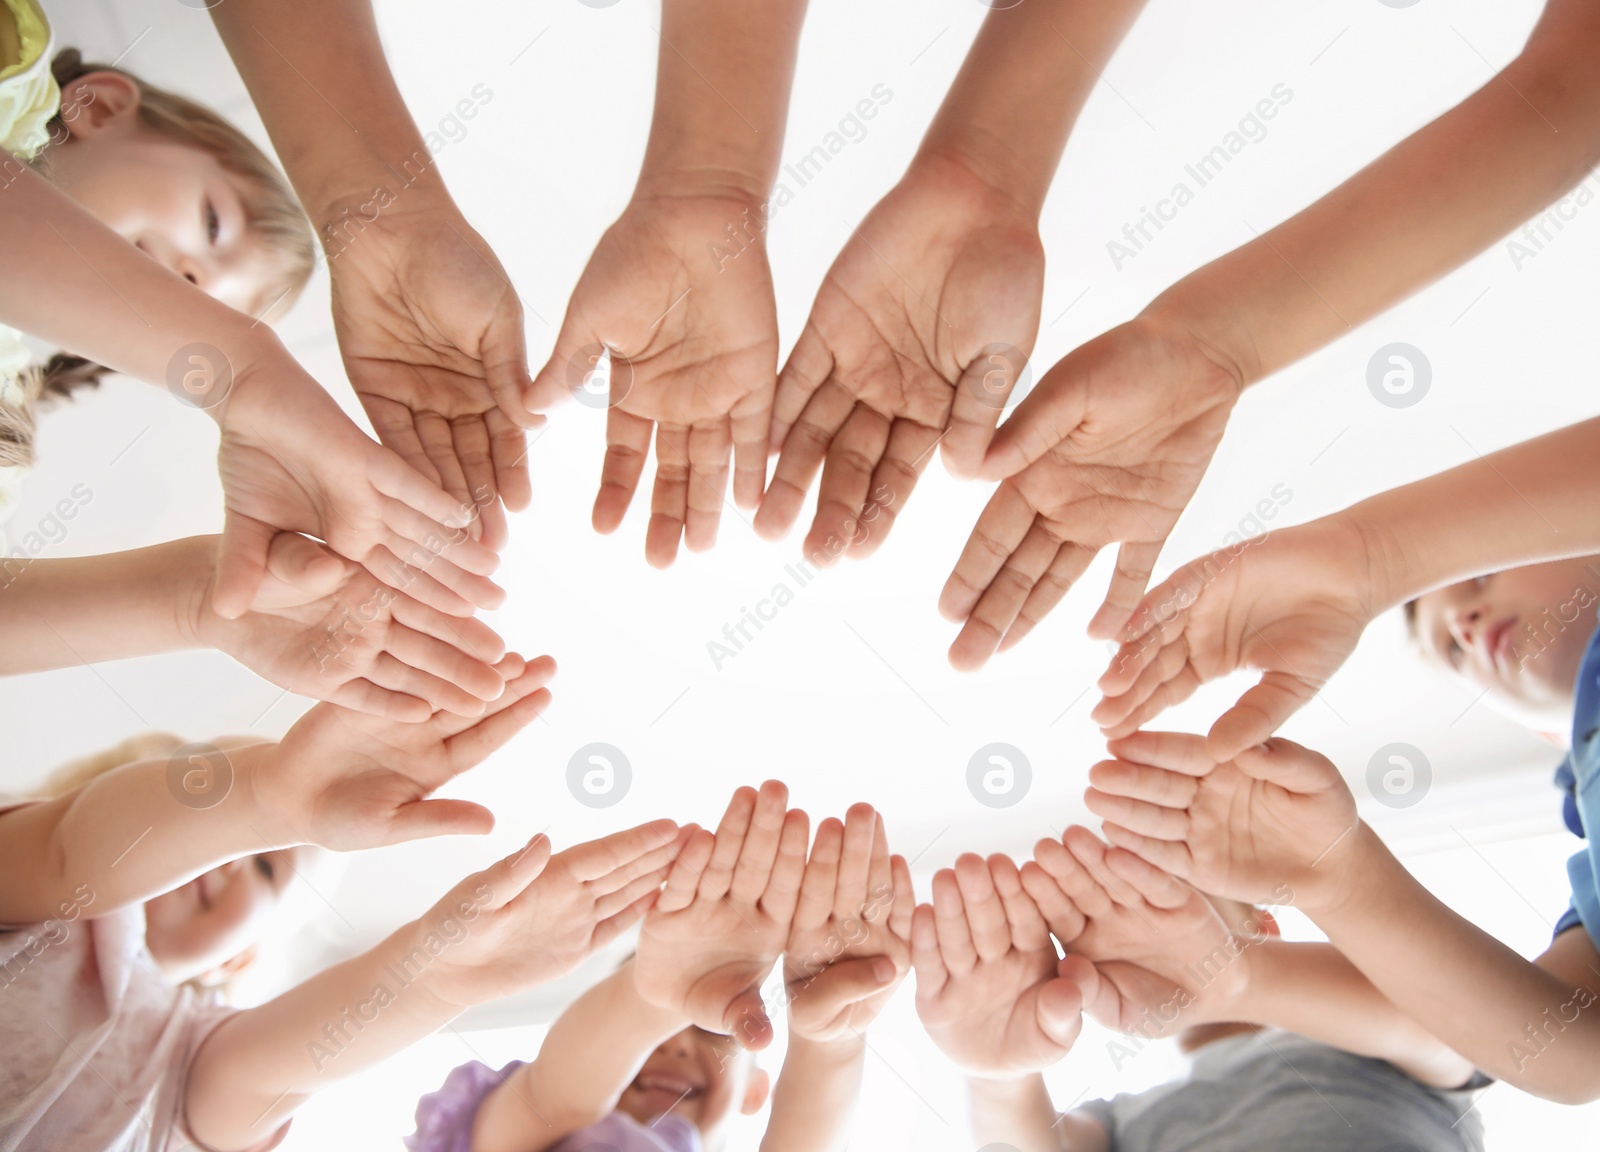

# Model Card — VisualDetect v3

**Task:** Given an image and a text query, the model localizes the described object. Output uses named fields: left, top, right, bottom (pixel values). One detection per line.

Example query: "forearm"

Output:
left=967, top=1075, right=1105, bottom=1152
left=473, top=964, right=686, bottom=1152
left=185, top=920, right=469, bottom=1152
left=1332, top=415, right=1600, bottom=608
left=209, top=0, right=451, bottom=228
left=0, top=743, right=282, bottom=923
left=1310, top=826, right=1600, bottom=1102
left=0, top=537, right=213, bottom=674
left=635, top=0, right=808, bottom=200
left=916, top=0, right=1148, bottom=217
left=1229, top=940, right=1472, bottom=1088
left=0, top=161, right=279, bottom=385
left=1149, top=0, right=1600, bottom=383
left=759, top=1035, right=866, bottom=1152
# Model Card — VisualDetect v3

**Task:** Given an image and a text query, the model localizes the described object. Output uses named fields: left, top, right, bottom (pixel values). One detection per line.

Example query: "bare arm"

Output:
left=1232, top=940, right=1474, bottom=1089
left=1307, top=828, right=1600, bottom=1104
left=471, top=963, right=686, bottom=1152
left=1153, top=0, right=1600, bottom=386
left=0, top=537, right=208, bottom=674
left=0, top=743, right=280, bottom=924
left=967, top=1075, right=1109, bottom=1152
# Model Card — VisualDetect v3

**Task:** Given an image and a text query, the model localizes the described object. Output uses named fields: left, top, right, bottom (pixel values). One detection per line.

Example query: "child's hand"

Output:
left=912, top=854, right=1083, bottom=1077
left=1092, top=516, right=1380, bottom=760
left=634, top=781, right=808, bottom=1050
left=328, top=197, right=540, bottom=553
left=527, top=193, right=780, bottom=568
left=940, top=316, right=1244, bottom=670
left=1083, top=731, right=1361, bottom=911
left=195, top=532, right=508, bottom=722
left=781, top=804, right=914, bottom=1043
left=257, top=655, right=554, bottom=850
left=415, top=821, right=686, bottom=1010
left=212, top=350, right=504, bottom=619
left=754, top=154, right=1043, bottom=560
left=1020, top=827, right=1250, bottom=1036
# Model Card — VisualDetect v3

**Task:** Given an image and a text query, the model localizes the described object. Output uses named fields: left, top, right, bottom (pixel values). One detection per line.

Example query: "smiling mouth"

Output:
left=630, top=1073, right=703, bottom=1107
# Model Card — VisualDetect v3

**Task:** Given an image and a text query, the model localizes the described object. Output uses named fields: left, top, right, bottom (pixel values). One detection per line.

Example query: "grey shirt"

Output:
left=1075, top=1029, right=1485, bottom=1152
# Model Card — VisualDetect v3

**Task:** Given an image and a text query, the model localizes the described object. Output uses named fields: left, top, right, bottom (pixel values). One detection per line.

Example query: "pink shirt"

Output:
left=0, top=896, right=285, bottom=1152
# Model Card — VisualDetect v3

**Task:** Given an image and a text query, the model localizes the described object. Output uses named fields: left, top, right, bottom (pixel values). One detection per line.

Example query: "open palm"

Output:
left=912, top=854, right=1082, bottom=1077
left=635, top=782, right=808, bottom=1050
left=331, top=198, right=539, bottom=552
left=757, top=155, right=1044, bottom=561
left=215, top=362, right=503, bottom=620
left=783, top=806, right=913, bottom=1042
left=195, top=531, right=507, bottom=721
left=261, top=654, right=555, bottom=850
left=941, top=317, right=1243, bottom=671
left=529, top=193, right=780, bottom=567
left=1094, top=517, right=1382, bottom=759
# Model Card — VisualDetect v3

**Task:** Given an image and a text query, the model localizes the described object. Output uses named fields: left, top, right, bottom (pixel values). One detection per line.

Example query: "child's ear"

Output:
left=55, top=72, right=143, bottom=142
left=740, top=1066, right=771, bottom=1116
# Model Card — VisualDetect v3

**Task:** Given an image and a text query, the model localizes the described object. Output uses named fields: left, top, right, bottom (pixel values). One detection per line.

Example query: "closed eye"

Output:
left=204, top=199, right=220, bottom=245
left=253, top=855, right=276, bottom=883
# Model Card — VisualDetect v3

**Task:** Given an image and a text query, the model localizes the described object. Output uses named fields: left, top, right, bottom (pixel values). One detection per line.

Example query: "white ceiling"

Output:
left=6, top=0, right=1600, bottom=1145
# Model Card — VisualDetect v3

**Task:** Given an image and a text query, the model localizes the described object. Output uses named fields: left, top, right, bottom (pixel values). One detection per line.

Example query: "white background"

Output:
left=6, top=0, right=1600, bottom=1146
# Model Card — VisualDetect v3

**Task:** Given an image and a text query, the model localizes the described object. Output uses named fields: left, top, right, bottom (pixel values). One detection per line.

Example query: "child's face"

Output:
left=142, top=848, right=304, bottom=985
left=48, top=73, right=291, bottom=318
left=616, top=1026, right=768, bottom=1141
left=1412, top=558, right=1600, bottom=730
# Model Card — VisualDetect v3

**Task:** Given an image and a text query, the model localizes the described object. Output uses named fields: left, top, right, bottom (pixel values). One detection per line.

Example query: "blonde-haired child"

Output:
left=0, top=650, right=687, bottom=1151
left=0, top=0, right=501, bottom=624
left=0, top=34, right=314, bottom=520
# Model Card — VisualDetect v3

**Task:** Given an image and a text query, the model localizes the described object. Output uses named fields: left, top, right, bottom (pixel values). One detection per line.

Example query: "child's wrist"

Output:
left=1296, top=822, right=1387, bottom=921
left=1140, top=280, right=1258, bottom=395
left=176, top=537, right=223, bottom=649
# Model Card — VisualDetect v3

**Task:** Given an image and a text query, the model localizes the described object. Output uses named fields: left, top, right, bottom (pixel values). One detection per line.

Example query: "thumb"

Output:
left=385, top=799, right=496, bottom=844
left=526, top=308, right=601, bottom=413
left=725, top=987, right=775, bottom=1052
left=1207, top=673, right=1318, bottom=762
left=470, top=832, right=552, bottom=912
left=795, top=956, right=898, bottom=1011
left=265, top=532, right=347, bottom=600
left=979, top=355, right=1088, bottom=481
left=480, top=284, right=539, bottom=428
left=212, top=512, right=275, bottom=619
left=1035, top=977, right=1085, bottom=1051
left=1232, top=737, right=1340, bottom=793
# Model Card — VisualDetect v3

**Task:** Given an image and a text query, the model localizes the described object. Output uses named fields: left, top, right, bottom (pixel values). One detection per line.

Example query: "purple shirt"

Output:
left=406, top=1059, right=702, bottom=1152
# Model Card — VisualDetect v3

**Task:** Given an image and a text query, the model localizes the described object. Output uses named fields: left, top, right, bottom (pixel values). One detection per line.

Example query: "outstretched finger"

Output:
left=486, top=408, right=532, bottom=513
left=988, top=854, right=1049, bottom=952
left=850, top=419, right=939, bottom=561
left=1084, top=789, right=1189, bottom=841
left=795, top=816, right=844, bottom=931
left=1104, top=731, right=1215, bottom=776
left=1207, top=675, right=1321, bottom=763
left=1099, top=822, right=1194, bottom=879
left=834, top=802, right=877, bottom=917
left=979, top=353, right=1089, bottom=481
left=646, top=423, right=692, bottom=569
left=929, top=869, right=977, bottom=975
left=995, top=540, right=1098, bottom=655
left=594, top=406, right=653, bottom=534
left=1032, top=835, right=1112, bottom=920
left=658, top=826, right=713, bottom=912
left=769, top=320, right=833, bottom=453
left=755, top=377, right=856, bottom=542
left=1085, top=757, right=1198, bottom=810
left=685, top=420, right=733, bottom=554
left=729, top=780, right=792, bottom=905
left=567, top=819, right=684, bottom=882
left=944, top=344, right=1023, bottom=479
left=731, top=384, right=772, bottom=511
left=949, top=519, right=1063, bottom=672
left=910, top=902, right=949, bottom=996
left=449, top=414, right=509, bottom=552
left=806, top=405, right=890, bottom=565
left=953, top=853, right=1008, bottom=962
left=1019, top=857, right=1086, bottom=943
left=1102, top=846, right=1193, bottom=912
left=1089, top=540, right=1166, bottom=642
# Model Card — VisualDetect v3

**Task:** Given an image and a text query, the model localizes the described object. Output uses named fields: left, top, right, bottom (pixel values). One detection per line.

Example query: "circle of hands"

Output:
left=199, top=91, right=1401, bottom=1078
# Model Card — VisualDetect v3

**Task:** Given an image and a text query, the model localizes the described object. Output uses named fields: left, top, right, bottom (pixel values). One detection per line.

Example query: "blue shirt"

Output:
left=1553, top=623, right=1600, bottom=943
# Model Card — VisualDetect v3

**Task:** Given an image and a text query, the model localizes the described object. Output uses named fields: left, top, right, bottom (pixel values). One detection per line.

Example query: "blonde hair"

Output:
left=0, top=50, right=318, bottom=479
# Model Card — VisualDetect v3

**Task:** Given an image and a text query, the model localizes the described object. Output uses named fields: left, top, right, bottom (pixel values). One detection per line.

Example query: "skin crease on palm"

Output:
left=1410, top=556, right=1600, bottom=732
